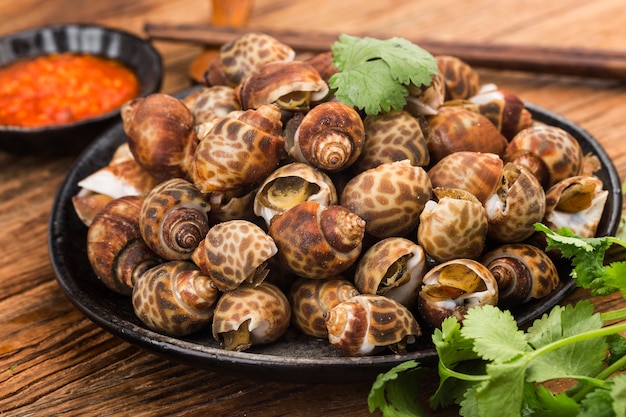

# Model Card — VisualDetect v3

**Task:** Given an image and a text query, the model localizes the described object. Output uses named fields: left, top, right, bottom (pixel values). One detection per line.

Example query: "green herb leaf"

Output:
left=534, top=223, right=626, bottom=296
left=329, top=34, right=438, bottom=115
left=521, top=384, right=580, bottom=417
left=578, top=388, right=615, bottom=417
left=609, top=374, right=626, bottom=417
left=368, top=360, right=427, bottom=417
left=526, top=301, right=606, bottom=382
left=468, top=360, right=529, bottom=417
left=461, top=305, right=530, bottom=363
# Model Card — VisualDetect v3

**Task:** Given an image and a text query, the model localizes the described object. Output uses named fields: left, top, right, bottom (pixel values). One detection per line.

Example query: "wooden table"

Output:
left=1, top=1, right=625, bottom=416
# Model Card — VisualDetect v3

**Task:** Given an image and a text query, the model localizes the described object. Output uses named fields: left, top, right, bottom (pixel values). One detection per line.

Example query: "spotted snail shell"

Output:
left=217, top=32, right=296, bottom=88
left=543, top=175, right=609, bottom=238
left=287, top=101, right=365, bottom=172
left=354, top=110, right=430, bottom=174
left=139, top=178, right=210, bottom=261
left=121, top=93, right=197, bottom=182
left=325, top=294, right=421, bottom=356
left=190, top=104, right=285, bottom=193
left=427, top=151, right=504, bottom=205
left=236, top=60, right=330, bottom=111
left=212, top=282, right=291, bottom=351
left=185, top=85, right=241, bottom=125
left=505, top=124, right=584, bottom=189
left=417, top=258, right=498, bottom=328
left=341, top=160, right=432, bottom=239
left=482, top=243, right=560, bottom=308
left=417, top=187, right=488, bottom=262
left=353, top=237, right=426, bottom=308
left=87, top=195, right=162, bottom=296
left=268, top=201, right=366, bottom=279
left=253, top=162, right=338, bottom=227
left=436, top=55, right=481, bottom=101
left=288, top=277, right=360, bottom=338
left=469, top=84, right=533, bottom=140
left=191, top=220, right=278, bottom=292
left=131, top=260, right=219, bottom=336
left=484, top=162, right=546, bottom=243
left=72, top=143, right=159, bottom=226
left=426, top=106, right=508, bottom=163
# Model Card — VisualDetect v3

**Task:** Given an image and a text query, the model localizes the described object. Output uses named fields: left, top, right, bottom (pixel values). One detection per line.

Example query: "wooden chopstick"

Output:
left=144, top=22, right=626, bottom=82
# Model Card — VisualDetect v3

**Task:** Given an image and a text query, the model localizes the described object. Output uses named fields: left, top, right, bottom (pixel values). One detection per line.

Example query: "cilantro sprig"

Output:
left=369, top=223, right=626, bottom=417
left=329, top=34, right=438, bottom=115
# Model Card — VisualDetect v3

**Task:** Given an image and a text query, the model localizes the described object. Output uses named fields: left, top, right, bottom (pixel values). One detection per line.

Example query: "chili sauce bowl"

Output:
left=0, top=24, right=163, bottom=155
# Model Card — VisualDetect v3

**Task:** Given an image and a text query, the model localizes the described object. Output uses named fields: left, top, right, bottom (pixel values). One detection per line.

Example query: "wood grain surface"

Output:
left=1, top=1, right=625, bottom=416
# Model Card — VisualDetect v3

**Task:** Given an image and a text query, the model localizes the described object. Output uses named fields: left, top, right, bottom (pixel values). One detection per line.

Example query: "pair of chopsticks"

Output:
left=144, top=23, right=626, bottom=82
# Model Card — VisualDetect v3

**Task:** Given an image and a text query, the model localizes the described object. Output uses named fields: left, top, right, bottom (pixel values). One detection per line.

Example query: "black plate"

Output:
left=0, top=24, right=162, bottom=155
left=48, top=102, right=622, bottom=383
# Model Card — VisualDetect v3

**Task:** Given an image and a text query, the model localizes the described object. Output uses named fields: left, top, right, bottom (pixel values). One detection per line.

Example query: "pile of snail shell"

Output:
left=72, top=32, right=610, bottom=357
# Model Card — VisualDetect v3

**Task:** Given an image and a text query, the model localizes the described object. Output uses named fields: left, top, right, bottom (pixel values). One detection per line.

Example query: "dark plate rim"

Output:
left=47, top=95, right=623, bottom=383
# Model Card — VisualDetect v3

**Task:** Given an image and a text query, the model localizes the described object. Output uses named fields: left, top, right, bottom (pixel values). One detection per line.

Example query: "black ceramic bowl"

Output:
left=0, top=23, right=163, bottom=155
left=48, top=91, right=623, bottom=384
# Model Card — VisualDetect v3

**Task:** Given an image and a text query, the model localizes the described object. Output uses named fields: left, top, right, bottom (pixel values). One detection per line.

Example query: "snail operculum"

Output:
left=253, top=162, right=338, bottom=227
left=417, top=259, right=498, bottom=328
left=212, top=282, right=291, bottom=351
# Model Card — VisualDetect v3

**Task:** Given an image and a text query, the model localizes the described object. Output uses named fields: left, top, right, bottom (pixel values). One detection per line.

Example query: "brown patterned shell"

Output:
left=186, top=85, right=241, bottom=125
left=340, top=160, right=433, bottom=239
left=469, top=84, right=534, bottom=140
left=253, top=162, right=338, bottom=227
left=543, top=175, right=609, bottom=238
left=87, top=196, right=162, bottom=296
left=121, top=93, right=197, bottom=182
left=206, top=187, right=257, bottom=223
left=417, top=188, right=488, bottom=262
left=325, top=294, right=421, bottom=356
left=73, top=144, right=159, bottom=226
left=482, top=243, right=560, bottom=308
left=427, top=151, right=504, bottom=204
left=505, top=125, right=584, bottom=188
left=417, top=259, right=498, bottom=328
left=212, top=282, right=291, bottom=351
left=484, top=162, right=546, bottom=243
left=191, top=219, right=278, bottom=292
left=405, top=72, right=445, bottom=116
left=288, top=101, right=365, bottom=172
left=353, top=237, right=426, bottom=308
left=354, top=110, right=430, bottom=174
left=139, top=178, right=210, bottom=261
left=426, top=106, right=508, bottom=163
left=436, top=55, right=480, bottom=100
left=288, top=277, right=360, bottom=338
left=268, top=201, right=365, bottom=279
left=236, top=60, right=329, bottom=110
left=219, top=32, right=296, bottom=87
left=132, top=260, right=219, bottom=336
left=189, top=104, right=285, bottom=193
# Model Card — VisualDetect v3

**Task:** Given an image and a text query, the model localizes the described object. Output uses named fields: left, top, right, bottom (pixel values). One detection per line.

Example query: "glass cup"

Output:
left=211, top=0, right=254, bottom=27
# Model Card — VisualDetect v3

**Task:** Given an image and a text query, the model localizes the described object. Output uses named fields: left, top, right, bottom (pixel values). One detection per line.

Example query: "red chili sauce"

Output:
left=0, top=53, right=140, bottom=128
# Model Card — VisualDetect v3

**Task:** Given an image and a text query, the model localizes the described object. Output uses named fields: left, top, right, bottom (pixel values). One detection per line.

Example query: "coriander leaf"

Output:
left=368, top=360, right=427, bottom=417
left=461, top=305, right=530, bottom=363
left=468, top=360, right=528, bottom=417
left=607, top=334, right=626, bottom=368
left=578, top=388, right=615, bottom=417
left=329, top=34, right=438, bottom=115
left=604, top=261, right=626, bottom=296
left=431, top=317, right=483, bottom=409
left=521, top=384, right=580, bottom=417
left=534, top=224, right=622, bottom=296
left=610, top=374, right=626, bottom=417
left=329, top=60, right=409, bottom=115
left=526, top=302, right=606, bottom=382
